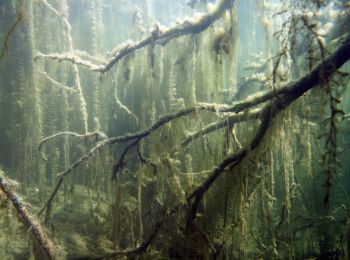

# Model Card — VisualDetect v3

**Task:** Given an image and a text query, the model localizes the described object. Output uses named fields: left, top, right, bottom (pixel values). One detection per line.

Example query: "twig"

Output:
left=106, top=103, right=231, bottom=145
left=112, top=138, right=141, bottom=180
left=178, top=170, right=212, bottom=176
left=0, top=4, right=25, bottom=60
left=111, top=71, right=139, bottom=124
left=136, top=143, right=158, bottom=174
left=38, top=131, right=107, bottom=161
left=0, top=170, right=56, bottom=259
left=38, top=70, right=76, bottom=93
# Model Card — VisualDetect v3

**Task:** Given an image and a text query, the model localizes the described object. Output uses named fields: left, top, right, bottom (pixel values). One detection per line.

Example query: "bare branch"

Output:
left=106, top=103, right=230, bottom=145
left=38, top=104, right=228, bottom=214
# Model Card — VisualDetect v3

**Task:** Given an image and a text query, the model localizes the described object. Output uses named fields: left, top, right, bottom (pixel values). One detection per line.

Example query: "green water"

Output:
left=0, top=0, right=349, bottom=259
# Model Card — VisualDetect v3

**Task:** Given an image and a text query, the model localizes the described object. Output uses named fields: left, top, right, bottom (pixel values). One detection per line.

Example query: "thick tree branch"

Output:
left=107, top=103, right=228, bottom=145
left=0, top=170, right=56, bottom=259
left=34, top=0, right=235, bottom=72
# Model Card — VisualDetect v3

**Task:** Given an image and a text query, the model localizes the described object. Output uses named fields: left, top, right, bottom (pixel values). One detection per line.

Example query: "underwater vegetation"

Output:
left=0, top=0, right=350, bottom=259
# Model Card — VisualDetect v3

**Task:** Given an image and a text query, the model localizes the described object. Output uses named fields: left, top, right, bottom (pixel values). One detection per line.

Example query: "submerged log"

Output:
left=0, top=170, right=55, bottom=260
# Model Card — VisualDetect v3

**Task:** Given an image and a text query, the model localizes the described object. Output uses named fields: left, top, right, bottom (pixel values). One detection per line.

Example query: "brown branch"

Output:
left=112, top=138, right=141, bottom=180
left=186, top=103, right=277, bottom=224
left=34, top=0, right=235, bottom=72
left=137, top=143, right=158, bottom=174
left=0, top=5, right=25, bottom=60
left=221, top=34, right=350, bottom=114
left=86, top=221, right=163, bottom=260
left=0, top=170, right=56, bottom=259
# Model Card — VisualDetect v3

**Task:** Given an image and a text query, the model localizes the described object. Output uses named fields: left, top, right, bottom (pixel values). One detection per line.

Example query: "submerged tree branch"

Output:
left=112, top=138, right=141, bottom=180
left=180, top=108, right=262, bottom=148
left=0, top=170, right=56, bottom=259
left=38, top=103, right=229, bottom=215
left=187, top=103, right=276, bottom=224
left=0, top=4, right=25, bottom=60
left=37, top=138, right=109, bottom=216
left=90, top=32, right=350, bottom=258
left=38, top=131, right=107, bottom=161
left=34, top=0, right=235, bottom=72
left=38, top=70, right=77, bottom=93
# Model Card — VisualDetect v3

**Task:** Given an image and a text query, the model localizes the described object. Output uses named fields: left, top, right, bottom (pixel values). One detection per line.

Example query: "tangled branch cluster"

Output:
left=4, top=0, right=345, bottom=258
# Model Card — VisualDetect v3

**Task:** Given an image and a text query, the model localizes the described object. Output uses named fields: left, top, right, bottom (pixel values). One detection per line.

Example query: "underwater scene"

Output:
left=0, top=0, right=350, bottom=259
